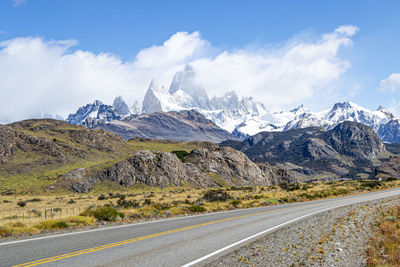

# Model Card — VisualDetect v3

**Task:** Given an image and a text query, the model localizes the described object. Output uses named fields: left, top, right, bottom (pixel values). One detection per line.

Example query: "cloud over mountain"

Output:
left=0, top=26, right=357, bottom=123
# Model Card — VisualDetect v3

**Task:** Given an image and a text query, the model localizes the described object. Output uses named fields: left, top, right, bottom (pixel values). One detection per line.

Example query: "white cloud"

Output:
left=0, top=26, right=357, bottom=123
left=192, top=25, right=357, bottom=108
left=379, top=73, right=400, bottom=92
left=12, top=0, right=26, bottom=7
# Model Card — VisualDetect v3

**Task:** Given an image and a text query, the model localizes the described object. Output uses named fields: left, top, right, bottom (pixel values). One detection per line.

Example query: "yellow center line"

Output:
left=13, top=206, right=294, bottom=267
left=12, top=191, right=394, bottom=267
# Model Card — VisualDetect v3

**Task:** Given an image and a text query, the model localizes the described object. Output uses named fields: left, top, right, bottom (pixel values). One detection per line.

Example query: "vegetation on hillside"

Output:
left=0, top=120, right=199, bottom=194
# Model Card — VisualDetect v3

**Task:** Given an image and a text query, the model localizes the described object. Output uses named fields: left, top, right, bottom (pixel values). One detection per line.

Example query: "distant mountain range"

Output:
left=66, top=64, right=400, bottom=143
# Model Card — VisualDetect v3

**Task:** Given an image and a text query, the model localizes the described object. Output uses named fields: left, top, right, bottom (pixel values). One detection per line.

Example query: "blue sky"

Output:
left=1, top=0, right=400, bottom=121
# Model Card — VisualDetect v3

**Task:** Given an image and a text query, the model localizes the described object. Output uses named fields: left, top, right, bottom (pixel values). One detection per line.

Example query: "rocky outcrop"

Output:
left=94, top=150, right=215, bottom=189
left=0, top=126, right=16, bottom=164
left=63, top=145, right=295, bottom=193
left=221, top=121, right=387, bottom=180
left=257, top=163, right=296, bottom=185
left=185, top=146, right=271, bottom=186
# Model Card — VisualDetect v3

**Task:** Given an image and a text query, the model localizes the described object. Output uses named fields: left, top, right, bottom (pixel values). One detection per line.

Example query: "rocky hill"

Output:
left=0, top=119, right=291, bottom=194
left=0, top=119, right=131, bottom=194
left=221, top=121, right=388, bottom=181
left=62, top=143, right=295, bottom=193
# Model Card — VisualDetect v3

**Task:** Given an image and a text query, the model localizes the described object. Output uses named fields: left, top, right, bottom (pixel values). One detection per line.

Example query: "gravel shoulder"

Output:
left=207, top=195, right=400, bottom=267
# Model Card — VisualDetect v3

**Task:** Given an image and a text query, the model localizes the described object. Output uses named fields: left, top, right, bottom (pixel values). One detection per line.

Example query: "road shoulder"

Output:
left=207, top=195, right=400, bottom=267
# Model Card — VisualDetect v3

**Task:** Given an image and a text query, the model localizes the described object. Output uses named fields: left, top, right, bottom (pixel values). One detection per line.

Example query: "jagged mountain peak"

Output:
left=112, top=96, right=131, bottom=116
left=290, top=104, right=309, bottom=114
left=377, top=105, right=394, bottom=119
left=130, top=100, right=142, bottom=114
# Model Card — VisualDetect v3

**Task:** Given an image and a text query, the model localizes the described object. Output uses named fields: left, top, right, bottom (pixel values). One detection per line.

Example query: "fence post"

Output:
left=9, top=212, right=11, bottom=223
left=22, top=212, right=24, bottom=223
left=66, top=207, right=68, bottom=216
left=51, top=208, right=54, bottom=220
left=60, top=208, right=62, bottom=218
left=45, top=209, right=47, bottom=220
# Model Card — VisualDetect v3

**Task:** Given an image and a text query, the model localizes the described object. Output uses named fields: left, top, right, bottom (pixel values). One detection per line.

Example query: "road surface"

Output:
left=1, top=188, right=400, bottom=267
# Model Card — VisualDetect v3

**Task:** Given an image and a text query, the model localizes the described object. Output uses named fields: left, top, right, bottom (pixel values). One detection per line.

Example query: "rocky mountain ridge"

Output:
left=66, top=65, right=400, bottom=143
left=221, top=121, right=388, bottom=181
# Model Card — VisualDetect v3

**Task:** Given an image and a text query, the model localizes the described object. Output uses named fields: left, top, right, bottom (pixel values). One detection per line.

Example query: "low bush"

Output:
left=152, top=203, right=171, bottom=210
left=143, top=198, right=152, bottom=205
left=36, top=220, right=68, bottom=230
left=280, top=182, right=301, bottom=191
left=81, top=205, right=125, bottom=222
left=17, top=200, right=27, bottom=207
left=203, top=189, right=232, bottom=202
left=97, top=194, right=107, bottom=200
left=188, top=205, right=206, bottom=212
left=231, top=199, right=241, bottom=207
left=117, top=198, right=140, bottom=208
left=171, top=150, right=190, bottom=162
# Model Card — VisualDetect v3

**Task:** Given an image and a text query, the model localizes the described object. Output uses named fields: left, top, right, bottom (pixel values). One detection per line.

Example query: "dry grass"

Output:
left=368, top=205, right=400, bottom=266
left=1, top=179, right=400, bottom=238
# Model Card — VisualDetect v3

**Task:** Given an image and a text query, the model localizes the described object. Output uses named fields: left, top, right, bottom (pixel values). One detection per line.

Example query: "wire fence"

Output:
left=1, top=206, right=87, bottom=226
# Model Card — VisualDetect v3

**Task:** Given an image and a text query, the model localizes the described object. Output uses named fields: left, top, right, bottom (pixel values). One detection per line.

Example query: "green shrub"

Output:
left=280, top=197, right=289, bottom=202
left=97, top=194, right=107, bottom=200
left=231, top=199, right=241, bottom=207
left=188, top=205, right=206, bottom=212
left=36, top=220, right=68, bottom=230
left=152, top=203, right=171, bottom=210
left=280, top=183, right=301, bottom=191
left=143, top=198, right=152, bottom=205
left=17, top=200, right=26, bottom=207
left=83, top=206, right=125, bottom=221
left=171, top=150, right=190, bottom=162
left=117, top=199, right=140, bottom=208
left=203, top=189, right=232, bottom=202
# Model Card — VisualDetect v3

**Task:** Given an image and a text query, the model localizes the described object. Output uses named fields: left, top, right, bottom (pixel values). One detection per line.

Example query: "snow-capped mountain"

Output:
left=141, top=64, right=271, bottom=135
left=66, top=96, right=135, bottom=127
left=66, top=64, right=400, bottom=143
left=282, top=101, right=393, bottom=133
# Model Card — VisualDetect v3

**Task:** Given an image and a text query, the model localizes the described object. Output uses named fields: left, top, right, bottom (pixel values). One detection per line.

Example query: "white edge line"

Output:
left=0, top=188, right=398, bottom=246
left=0, top=203, right=285, bottom=246
left=181, top=192, right=400, bottom=267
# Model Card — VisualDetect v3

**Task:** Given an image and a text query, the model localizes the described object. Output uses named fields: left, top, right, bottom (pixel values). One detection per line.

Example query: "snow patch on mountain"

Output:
left=66, top=64, right=400, bottom=143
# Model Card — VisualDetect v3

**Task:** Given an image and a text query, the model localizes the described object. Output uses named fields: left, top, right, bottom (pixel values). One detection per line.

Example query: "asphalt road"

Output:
left=1, top=188, right=400, bottom=267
